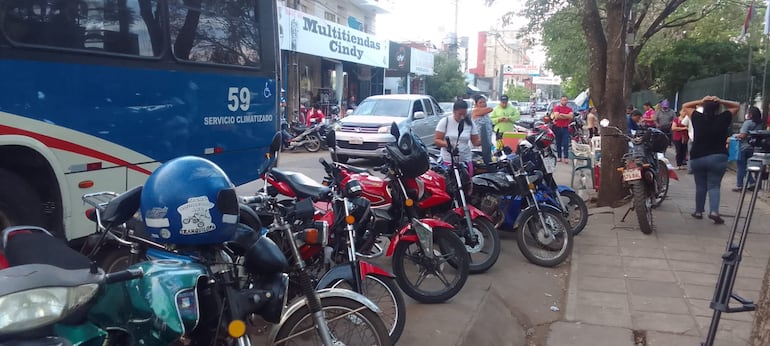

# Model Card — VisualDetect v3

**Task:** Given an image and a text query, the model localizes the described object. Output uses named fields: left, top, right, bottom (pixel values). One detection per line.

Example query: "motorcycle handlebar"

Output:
left=104, top=267, right=143, bottom=284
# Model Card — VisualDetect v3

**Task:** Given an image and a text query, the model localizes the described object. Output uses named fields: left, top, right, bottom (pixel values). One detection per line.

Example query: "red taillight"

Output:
left=86, top=162, right=102, bottom=171
left=85, top=208, right=97, bottom=222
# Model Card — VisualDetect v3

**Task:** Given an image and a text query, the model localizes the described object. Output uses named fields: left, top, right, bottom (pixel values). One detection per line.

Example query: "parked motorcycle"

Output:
left=484, top=126, right=589, bottom=235
left=248, top=152, right=406, bottom=342
left=323, top=125, right=471, bottom=304
left=469, top=139, right=574, bottom=267
left=599, top=119, right=675, bottom=234
left=282, top=119, right=323, bottom=152
left=71, top=134, right=390, bottom=345
left=427, top=136, right=501, bottom=273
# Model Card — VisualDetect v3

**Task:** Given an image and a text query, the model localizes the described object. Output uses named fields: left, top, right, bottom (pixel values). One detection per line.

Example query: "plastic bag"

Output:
left=728, top=137, right=740, bottom=162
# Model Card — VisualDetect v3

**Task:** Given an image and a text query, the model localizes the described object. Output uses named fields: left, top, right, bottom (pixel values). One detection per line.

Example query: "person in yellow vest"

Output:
left=490, top=95, right=521, bottom=135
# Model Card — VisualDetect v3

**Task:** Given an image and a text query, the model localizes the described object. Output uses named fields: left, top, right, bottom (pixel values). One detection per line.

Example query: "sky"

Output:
left=376, top=0, right=546, bottom=68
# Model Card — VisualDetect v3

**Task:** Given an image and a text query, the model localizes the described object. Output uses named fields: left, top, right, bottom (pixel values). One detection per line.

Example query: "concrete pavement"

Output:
left=548, top=156, right=770, bottom=345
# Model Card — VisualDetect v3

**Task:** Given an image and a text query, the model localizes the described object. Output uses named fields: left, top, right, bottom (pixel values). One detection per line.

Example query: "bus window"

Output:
left=168, top=0, right=261, bottom=67
left=1, top=0, right=163, bottom=57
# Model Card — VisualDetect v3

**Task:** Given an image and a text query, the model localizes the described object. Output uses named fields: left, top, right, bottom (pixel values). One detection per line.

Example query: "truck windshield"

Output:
left=352, top=99, right=411, bottom=117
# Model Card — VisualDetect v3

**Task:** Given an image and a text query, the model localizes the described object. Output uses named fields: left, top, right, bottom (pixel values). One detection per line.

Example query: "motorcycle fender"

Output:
left=268, top=288, right=382, bottom=342
left=359, top=260, right=395, bottom=279
left=316, top=264, right=355, bottom=289
left=556, top=185, right=575, bottom=194
left=89, top=260, right=207, bottom=343
left=385, top=224, right=419, bottom=257
left=419, top=218, right=454, bottom=230
left=452, top=206, right=492, bottom=222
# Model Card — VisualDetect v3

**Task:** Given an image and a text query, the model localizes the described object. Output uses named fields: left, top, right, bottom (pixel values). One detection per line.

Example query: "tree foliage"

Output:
left=648, top=40, right=750, bottom=97
left=541, top=8, right=588, bottom=94
left=488, top=0, right=716, bottom=206
left=426, top=53, right=467, bottom=102
left=506, top=84, right=532, bottom=101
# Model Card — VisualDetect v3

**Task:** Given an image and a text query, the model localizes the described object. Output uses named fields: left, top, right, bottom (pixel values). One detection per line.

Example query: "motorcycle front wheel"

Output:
left=654, top=161, right=670, bottom=207
left=515, top=207, right=573, bottom=267
left=392, top=227, right=469, bottom=304
left=331, top=273, right=406, bottom=343
left=272, top=296, right=391, bottom=346
left=304, top=134, right=321, bottom=152
left=632, top=181, right=654, bottom=234
left=443, top=213, right=501, bottom=274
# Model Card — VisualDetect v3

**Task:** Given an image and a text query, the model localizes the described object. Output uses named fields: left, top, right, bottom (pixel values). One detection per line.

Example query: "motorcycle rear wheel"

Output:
left=304, top=134, right=321, bottom=152
left=515, top=207, right=573, bottom=267
left=632, top=181, right=654, bottom=234
left=392, top=227, right=469, bottom=304
left=331, top=273, right=406, bottom=343
left=558, top=191, right=588, bottom=236
left=272, top=296, right=390, bottom=346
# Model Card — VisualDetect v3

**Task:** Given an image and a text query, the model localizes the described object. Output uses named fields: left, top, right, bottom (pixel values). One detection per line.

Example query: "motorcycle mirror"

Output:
left=390, top=122, right=400, bottom=139
left=599, top=119, right=610, bottom=127
left=269, top=132, right=282, bottom=155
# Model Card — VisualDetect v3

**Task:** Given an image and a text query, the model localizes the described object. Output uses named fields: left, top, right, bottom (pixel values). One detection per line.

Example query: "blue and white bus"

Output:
left=0, top=0, right=280, bottom=240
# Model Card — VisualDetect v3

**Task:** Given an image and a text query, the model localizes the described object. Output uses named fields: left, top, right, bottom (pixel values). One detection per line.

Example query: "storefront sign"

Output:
left=389, top=42, right=410, bottom=73
left=410, top=49, right=434, bottom=75
left=503, top=64, right=540, bottom=76
left=532, top=76, right=562, bottom=85
left=277, top=5, right=389, bottom=68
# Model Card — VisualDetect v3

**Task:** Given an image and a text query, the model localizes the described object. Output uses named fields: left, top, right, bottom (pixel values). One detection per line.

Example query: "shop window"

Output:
left=169, top=0, right=261, bottom=67
left=324, top=11, right=335, bottom=22
left=2, top=0, right=163, bottom=56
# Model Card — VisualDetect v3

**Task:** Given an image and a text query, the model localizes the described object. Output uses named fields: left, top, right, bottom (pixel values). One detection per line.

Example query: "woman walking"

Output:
left=682, top=96, right=740, bottom=224
left=671, top=110, right=689, bottom=170
left=471, top=95, right=494, bottom=164
left=733, top=106, right=763, bottom=191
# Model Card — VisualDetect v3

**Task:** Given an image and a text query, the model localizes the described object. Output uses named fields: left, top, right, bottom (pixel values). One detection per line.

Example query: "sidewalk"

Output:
left=548, top=157, right=770, bottom=345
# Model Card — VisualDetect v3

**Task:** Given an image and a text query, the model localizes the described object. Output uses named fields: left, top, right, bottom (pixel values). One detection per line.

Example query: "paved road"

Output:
left=240, top=150, right=570, bottom=345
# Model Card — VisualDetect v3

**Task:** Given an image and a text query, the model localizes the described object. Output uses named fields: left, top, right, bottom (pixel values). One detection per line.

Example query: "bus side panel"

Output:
left=0, top=59, right=278, bottom=185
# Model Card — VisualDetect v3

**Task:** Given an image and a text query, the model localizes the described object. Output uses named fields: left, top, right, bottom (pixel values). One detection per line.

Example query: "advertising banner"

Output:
left=389, top=42, right=410, bottom=72
left=410, top=49, right=434, bottom=75
left=277, top=5, right=389, bottom=68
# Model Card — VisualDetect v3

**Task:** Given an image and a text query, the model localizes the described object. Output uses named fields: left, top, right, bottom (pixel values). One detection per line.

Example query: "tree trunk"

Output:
left=595, top=0, right=631, bottom=207
left=750, top=256, right=770, bottom=345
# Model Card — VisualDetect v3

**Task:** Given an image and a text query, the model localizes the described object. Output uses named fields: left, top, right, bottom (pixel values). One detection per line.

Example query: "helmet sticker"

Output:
left=177, top=196, right=217, bottom=235
left=145, top=207, right=170, bottom=228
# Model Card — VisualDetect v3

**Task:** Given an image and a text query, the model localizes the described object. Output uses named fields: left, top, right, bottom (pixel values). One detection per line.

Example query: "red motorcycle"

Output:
left=323, top=127, right=470, bottom=304
left=249, top=138, right=406, bottom=342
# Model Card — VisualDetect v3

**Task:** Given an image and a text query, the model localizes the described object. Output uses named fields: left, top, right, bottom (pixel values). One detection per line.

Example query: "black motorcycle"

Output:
left=600, top=119, right=672, bottom=234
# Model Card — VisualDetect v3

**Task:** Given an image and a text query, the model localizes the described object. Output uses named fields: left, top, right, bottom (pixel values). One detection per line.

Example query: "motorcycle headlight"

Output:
left=0, top=284, right=99, bottom=334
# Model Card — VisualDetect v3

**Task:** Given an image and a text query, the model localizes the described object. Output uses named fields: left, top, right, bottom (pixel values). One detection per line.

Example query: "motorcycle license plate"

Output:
left=349, top=137, right=363, bottom=145
left=622, top=168, right=642, bottom=181
left=544, top=157, right=556, bottom=174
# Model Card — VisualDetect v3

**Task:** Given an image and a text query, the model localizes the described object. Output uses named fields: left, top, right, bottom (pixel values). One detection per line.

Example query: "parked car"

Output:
left=332, top=94, right=444, bottom=162
left=439, top=102, right=455, bottom=116
left=519, top=102, right=531, bottom=115
left=545, top=100, right=580, bottom=117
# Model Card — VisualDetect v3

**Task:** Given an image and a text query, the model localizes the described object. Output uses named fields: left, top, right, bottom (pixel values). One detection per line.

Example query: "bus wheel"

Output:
left=0, top=169, right=44, bottom=230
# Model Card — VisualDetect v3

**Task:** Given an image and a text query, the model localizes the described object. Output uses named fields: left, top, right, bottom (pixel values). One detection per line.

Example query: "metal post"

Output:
left=762, top=36, right=768, bottom=103
left=498, top=64, right=505, bottom=99
left=747, top=33, right=754, bottom=105
left=287, top=0, right=301, bottom=123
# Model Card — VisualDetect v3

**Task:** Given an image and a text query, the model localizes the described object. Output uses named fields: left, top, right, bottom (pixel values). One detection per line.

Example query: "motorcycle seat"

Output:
left=4, top=228, right=91, bottom=270
left=340, top=164, right=371, bottom=174
left=270, top=169, right=332, bottom=201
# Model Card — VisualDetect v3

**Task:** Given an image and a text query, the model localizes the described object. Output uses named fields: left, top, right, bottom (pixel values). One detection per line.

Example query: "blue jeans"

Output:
left=736, top=149, right=756, bottom=188
left=690, top=153, right=728, bottom=214
left=553, top=126, right=570, bottom=159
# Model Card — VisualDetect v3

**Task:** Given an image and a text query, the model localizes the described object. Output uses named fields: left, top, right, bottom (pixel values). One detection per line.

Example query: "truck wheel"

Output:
left=0, top=169, right=43, bottom=230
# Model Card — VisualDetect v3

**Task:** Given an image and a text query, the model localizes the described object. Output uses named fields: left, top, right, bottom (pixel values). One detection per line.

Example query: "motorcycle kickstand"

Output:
left=620, top=204, right=634, bottom=222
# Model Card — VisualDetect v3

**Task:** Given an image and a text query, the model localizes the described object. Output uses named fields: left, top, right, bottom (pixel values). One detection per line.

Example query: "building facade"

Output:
left=279, top=0, right=392, bottom=119
left=468, top=31, right=535, bottom=99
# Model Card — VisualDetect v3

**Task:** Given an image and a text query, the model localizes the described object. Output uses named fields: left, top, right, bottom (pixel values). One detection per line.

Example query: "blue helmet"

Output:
left=141, top=156, right=239, bottom=246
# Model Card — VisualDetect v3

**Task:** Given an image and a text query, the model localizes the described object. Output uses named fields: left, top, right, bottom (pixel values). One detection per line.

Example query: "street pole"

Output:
left=452, top=0, right=459, bottom=59
left=762, top=35, right=768, bottom=104
left=287, top=0, right=300, bottom=123
left=498, top=64, right=505, bottom=100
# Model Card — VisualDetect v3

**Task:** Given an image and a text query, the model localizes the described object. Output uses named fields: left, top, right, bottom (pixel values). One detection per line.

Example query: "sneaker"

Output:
left=732, top=186, right=743, bottom=192
left=691, top=212, right=703, bottom=219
